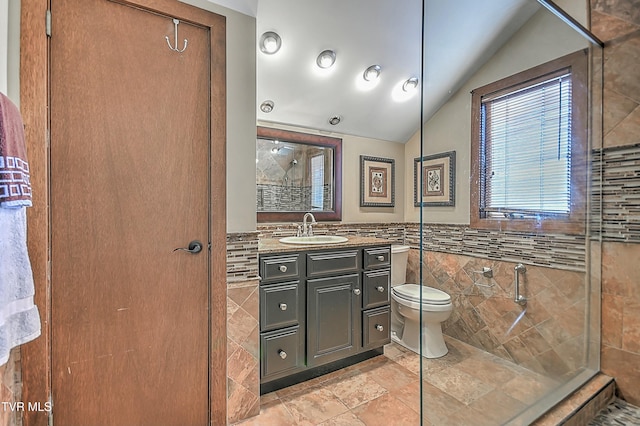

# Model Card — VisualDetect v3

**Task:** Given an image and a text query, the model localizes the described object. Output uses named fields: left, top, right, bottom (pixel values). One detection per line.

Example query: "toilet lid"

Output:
left=392, top=284, right=451, bottom=305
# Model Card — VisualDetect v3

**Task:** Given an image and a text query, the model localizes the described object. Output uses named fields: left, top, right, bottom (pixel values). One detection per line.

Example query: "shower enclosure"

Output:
left=253, top=0, right=603, bottom=424
left=413, top=1, right=603, bottom=424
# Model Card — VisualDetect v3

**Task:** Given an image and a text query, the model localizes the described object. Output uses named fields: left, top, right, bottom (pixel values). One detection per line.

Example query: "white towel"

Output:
left=0, top=206, right=40, bottom=365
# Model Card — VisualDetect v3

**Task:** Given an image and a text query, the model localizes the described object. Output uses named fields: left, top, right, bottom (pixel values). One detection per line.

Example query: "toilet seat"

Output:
left=392, top=284, right=451, bottom=305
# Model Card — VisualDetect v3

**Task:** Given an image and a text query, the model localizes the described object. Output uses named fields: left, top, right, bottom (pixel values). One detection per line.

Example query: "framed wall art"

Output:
left=360, top=155, right=395, bottom=207
left=414, top=151, right=455, bottom=207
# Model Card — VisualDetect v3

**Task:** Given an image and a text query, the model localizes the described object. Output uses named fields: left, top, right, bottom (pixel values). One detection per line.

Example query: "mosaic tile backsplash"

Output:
left=405, top=223, right=585, bottom=271
left=227, top=223, right=587, bottom=283
left=592, top=143, right=640, bottom=243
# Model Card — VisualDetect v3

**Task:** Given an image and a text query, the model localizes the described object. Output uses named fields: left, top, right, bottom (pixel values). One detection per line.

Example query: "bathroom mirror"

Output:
left=256, top=126, right=342, bottom=222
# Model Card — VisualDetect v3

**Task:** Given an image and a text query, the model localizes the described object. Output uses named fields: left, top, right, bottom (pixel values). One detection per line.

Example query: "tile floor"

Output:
left=589, top=398, right=640, bottom=425
left=235, top=336, right=561, bottom=425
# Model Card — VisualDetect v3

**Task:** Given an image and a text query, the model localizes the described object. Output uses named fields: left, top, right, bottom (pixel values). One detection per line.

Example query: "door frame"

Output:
left=19, top=1, right=227, bottom=425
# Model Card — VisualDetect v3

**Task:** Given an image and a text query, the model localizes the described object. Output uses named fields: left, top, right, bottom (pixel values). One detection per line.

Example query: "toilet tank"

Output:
left=391, top=245, right=410, bottom=286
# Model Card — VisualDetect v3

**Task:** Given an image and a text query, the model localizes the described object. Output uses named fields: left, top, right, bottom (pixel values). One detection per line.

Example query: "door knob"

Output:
left=353, top=289, right=361, bottom=295
left=173, top=240, right=203, bottom=254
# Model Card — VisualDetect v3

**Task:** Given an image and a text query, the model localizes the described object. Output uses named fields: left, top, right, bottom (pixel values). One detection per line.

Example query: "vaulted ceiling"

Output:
left=213, top=0, right=542, bottom=143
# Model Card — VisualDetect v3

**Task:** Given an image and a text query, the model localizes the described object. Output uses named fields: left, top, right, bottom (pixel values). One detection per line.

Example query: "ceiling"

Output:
left=215, top=0, right=542, bottom=143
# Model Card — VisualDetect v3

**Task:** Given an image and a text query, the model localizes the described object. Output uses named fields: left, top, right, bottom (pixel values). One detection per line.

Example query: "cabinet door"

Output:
left=307, top=274, right=360, bottom=367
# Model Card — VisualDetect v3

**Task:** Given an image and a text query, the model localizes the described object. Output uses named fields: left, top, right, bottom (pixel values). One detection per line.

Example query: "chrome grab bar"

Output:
left=514, top=263, right=527, bottom=305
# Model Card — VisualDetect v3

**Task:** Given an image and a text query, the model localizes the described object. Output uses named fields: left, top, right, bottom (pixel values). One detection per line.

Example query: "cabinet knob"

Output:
left=278, top=350, right=287, bottom=359
left=353, top=289, right=361, bottom=296
left=377, top=255, right=385, bottom=262
left=279, top=303, right=287, bottom=311
left=375, top=324, right=384, bottom=332
left=376, top=286, right=385, bottom=293
left=278, top=265, right=288, bottom=273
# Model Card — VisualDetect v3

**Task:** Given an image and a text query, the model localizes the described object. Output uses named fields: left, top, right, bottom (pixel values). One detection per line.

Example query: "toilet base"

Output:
left=391, top=319, right=448, bottom=359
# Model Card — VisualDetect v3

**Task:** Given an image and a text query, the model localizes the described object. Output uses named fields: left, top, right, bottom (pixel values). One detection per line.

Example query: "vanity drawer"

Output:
left=261, top=326, right=303, bottom=380
left=260, top=254, right=301, bottom=283
left=260, top=281, right=300, bottom=332
left=362, top=306, right=391, bottom=350
left=363, top=247, right=391, bottom=269
left=362, top=269, right=390, bottom=309
left=307, top=250, right=360, bottom=277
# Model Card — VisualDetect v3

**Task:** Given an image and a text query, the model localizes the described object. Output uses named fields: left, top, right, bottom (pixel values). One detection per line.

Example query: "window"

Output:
left=470, top=50, right=588, bottom=234
left=310, top=154, right=325, bottom=209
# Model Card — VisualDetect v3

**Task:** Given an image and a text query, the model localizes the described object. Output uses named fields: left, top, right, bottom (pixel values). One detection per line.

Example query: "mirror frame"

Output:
left=257, top=126, right=342, bottom=223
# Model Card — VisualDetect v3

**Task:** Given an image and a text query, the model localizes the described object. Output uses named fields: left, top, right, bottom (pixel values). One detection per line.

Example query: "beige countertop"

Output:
left=258, top=236, right=391, bottom=254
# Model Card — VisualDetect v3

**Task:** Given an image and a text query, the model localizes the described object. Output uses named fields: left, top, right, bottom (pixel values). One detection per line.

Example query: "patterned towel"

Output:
left=0, top=93, right=31, bottom=208
left=0, top=93, right=39, bottom=366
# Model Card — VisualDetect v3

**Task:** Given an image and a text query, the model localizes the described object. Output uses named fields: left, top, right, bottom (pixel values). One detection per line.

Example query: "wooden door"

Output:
left=49, top=1, right=225, bottom=424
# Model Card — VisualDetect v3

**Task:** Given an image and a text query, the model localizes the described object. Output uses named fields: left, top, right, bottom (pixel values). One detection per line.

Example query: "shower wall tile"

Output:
left=601, top=240, right=640, bottom=405
left=601, top=345, right=640, bottom=406
left=407, top=248, right=586, bottom=377
left=623, top=300, right=640, bottom=353
left=592, top=0, right=640, bottom=33
left=602, top=294, right=624, bottom=348
left=591, top=10, right=639, bottom=46
left=602, top=241, right=640, bottom=299
left=592, top=144, right=640, bottom=243
left=591, top=21, right=640, bottom=388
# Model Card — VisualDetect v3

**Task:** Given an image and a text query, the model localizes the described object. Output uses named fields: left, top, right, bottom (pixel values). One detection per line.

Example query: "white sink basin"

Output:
left=279, top=235, right=349, bottom=245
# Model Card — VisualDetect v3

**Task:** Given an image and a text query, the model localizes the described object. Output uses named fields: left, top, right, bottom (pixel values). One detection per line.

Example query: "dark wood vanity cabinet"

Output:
left=258, top=244, right=391, bottom=389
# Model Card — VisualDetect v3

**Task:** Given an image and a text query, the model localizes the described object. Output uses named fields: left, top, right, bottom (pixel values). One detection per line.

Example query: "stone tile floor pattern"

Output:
left=235, top=336, right=563, bottom=425
left=589, top=398, right=640, bottom=426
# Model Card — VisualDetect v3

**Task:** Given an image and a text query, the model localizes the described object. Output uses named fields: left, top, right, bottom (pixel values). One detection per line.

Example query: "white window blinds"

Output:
left=480, top=71, right=572, bottom=218
left=311, top=154, right=324, bottom=209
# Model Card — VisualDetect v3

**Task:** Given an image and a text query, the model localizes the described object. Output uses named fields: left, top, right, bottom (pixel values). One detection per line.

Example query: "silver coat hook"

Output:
left=165, top=18, right=188, bottom=53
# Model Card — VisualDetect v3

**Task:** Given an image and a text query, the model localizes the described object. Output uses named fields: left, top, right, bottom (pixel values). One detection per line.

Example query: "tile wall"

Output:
left=226, top=233, right=261, bottom=424
left=407, top=249, right=586, bottom=378
left=591, top=0, right=640, bottom=406
left=226, top=221, right=590, bottom=423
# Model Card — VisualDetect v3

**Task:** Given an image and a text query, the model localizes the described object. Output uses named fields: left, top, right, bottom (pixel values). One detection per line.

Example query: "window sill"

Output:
left=470, top=216, right=586, bottom=235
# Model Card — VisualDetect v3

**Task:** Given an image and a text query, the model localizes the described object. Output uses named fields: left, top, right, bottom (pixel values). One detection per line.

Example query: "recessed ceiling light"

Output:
left=363, top=65, right=381, bottom=81
left=316, top=50, right=336, bottom=69
left=328, top=115, right=342, bottom=125
left=402, top=77, right=419, bottom=92
left=259, top=31, right=281, bottom=54
left=260, top=100, right=274, bottom=113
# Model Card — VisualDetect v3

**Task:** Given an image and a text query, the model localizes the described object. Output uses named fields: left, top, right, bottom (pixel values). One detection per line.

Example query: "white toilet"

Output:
left=390, top=245, right=453, bottom=358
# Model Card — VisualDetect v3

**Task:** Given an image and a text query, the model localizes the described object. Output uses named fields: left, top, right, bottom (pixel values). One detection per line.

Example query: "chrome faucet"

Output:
left=302, top=212, right=317, bottom=236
